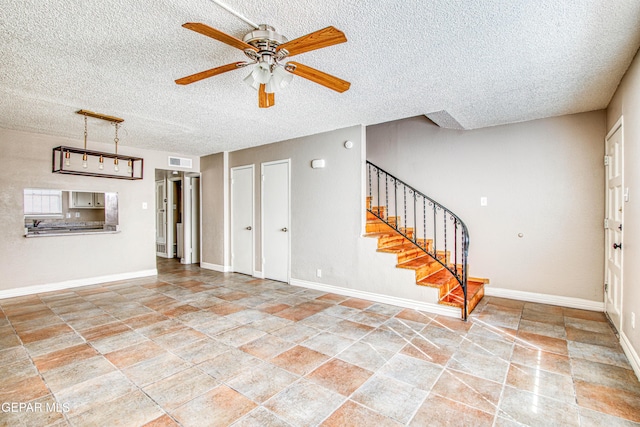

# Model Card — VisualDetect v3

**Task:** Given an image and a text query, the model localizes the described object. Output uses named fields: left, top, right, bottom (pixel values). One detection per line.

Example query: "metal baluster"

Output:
left=394, top=179, right=398, bottom=231
left=376, top=168, right=380, bottom=220
left=423, top=198, right=426, bottom=251
left=403, top=186, right=407, bottom=237
left=368, top=164, right=372, bottom=209
left=385, top=174, right=388, bottom=223
left=443, top=209, right=447, bottom=265
left=413, top=192, right=417, bottom=246
left=432, top=204, right=437, bottom=257
left=454, top=219, right=458, bottom=275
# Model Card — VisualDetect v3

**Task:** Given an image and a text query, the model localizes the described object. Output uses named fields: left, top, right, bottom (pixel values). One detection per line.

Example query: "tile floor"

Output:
left=1, top=258, right=639, bottom=426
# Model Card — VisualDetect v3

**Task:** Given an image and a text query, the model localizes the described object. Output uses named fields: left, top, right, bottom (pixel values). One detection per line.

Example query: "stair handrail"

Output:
left=366, top=161, right=470, bottom=319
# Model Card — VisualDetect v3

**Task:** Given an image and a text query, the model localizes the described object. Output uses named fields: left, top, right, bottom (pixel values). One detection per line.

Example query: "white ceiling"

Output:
left=2, top=0, right=640, bottom=156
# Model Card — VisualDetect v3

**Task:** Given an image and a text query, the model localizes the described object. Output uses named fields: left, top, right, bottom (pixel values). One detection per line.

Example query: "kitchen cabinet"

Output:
left=70, top=192, right=105, bottom=209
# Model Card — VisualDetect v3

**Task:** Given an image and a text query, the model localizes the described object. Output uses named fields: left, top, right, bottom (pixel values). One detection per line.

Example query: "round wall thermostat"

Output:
left=344, top=140, right=353, bottom=149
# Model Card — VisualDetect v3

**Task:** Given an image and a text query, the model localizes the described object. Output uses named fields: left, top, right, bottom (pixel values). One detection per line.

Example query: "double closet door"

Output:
left=232, top=160, right=290, bottom=282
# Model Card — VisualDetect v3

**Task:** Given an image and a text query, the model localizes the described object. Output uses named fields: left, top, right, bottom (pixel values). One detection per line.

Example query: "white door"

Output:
left=232, top=166, right=254, bottom=275
left=155, top=180, right=168, bottom=257
left=605, top=118, right=624, bottom=331
left=262, top=160, right=290, bottom=282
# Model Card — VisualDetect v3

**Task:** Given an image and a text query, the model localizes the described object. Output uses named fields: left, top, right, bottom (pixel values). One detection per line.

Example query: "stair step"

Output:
left=364, top=196, right=487, bottom=319
left=439, top=281, right=485, bottom=313
left=417, top=269, right=459, bottom=298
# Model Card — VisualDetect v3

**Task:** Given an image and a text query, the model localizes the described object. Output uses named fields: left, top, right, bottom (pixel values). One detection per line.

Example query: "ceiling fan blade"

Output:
left=286, top=62, right=350, bottom=93
left=258, top=84, right=275, bottom=108
left=183, top=22, right=258, bottom=52
left=277, top=26, right=346, bottom=57
left=175, top=62, right=246, bottom=85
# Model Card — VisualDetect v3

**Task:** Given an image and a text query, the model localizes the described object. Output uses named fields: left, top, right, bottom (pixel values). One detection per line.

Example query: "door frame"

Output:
left=261, top=159, right=291, bottom=282
left=604, top=115, right=624, bottom=332
left=167, top=175, right=181, bottom=258
left=231, top=164, right=255, bottom=275
left=155, top=179, right=168, bottom=257
left=182, top=174, right=201, bottom=264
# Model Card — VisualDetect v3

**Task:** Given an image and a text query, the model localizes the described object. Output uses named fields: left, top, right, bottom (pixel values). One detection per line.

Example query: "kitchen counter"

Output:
left=24, top=223, right=118, bottom=237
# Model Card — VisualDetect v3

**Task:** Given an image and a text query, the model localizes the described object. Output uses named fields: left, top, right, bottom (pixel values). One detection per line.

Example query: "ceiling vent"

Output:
left=425, top=110, right=465, bottom=130
left=168, top=156, right=192, bottom=169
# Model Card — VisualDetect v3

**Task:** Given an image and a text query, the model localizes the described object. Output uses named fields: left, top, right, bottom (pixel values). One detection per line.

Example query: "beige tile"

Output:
left=239, top=334, right=294, bottom=360
left=68, top=389, right=163, bottom=426
left=123, top=352, right=191, bottom=387
left=264, top=378, right=344, bottom=427
left=351, top=374, right=427, bottom=424
left=197, top=348, right=262, bottom=381
left=506, top=363, right=575, bottom=403
left=322, top=400, right=401, bottom=426
left=171, top=385, right=256, bottom=426
left=143, top=367, right=218, bottom=411
left=575, top=380, right=640, bottom=422
left=431, top=369, right=502, bottom=414
left=227, top=362, right=298, bottom=403
left=233, top=407, right=292, bottom=427
left=42, top=355, right=117, bottom=393
left=0, top=374, right=50, bottom=402
left=499, top=386, right=580, bottom=426
left=54, top=371, right=136, bottom=417
left=510, top=345, right=572, bottom=376
left=171, top=337, right=232, bottom=364
left=411, top=394, right=494, bottom=426
left=378, top=353, right=443, bottom=390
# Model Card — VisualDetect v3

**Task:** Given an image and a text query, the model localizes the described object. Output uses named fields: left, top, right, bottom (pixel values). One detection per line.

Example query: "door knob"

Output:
left=613, top=243, right=622, bottom=249
left=245, top=226, right=252, bottom=230
left=281, top=227, right=288, bottom=232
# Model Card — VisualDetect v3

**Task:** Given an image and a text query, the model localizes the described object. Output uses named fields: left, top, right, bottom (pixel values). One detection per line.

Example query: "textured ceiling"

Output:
left=2, top=0, right=640, bottom=156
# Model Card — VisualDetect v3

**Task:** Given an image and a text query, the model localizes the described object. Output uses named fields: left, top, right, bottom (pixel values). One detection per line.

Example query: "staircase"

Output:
left=364, top=162, right=488, bottom=319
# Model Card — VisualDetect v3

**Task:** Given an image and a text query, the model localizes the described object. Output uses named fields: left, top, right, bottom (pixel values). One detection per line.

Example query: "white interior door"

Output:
left=155, top=180, right=168, bottom=257
left=232, top=166, right=254, bottom=275
left=605, top=119, right=624, bottom=331
left=262, top=160, right=290, bottom=282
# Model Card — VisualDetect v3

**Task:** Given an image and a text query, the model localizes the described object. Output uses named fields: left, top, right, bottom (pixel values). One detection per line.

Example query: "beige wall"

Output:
left=367, top=111, right=607, bottom=301
left=0, top=128, right=199, bottom=292
left=200, top=152, right=226, bottom=268
left=200, top=125, right=445, bottom=307
left=607, top=47, right=640, bottom=367
left=229, top=126, right=363, bottom=279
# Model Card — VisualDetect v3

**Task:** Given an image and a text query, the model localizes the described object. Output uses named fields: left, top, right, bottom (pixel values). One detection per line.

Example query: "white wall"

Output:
left=0, top=128, right=199, bottom=294
left=607, top=46, right=640, bottom=373
left=367, top=111, right=606, bottom=303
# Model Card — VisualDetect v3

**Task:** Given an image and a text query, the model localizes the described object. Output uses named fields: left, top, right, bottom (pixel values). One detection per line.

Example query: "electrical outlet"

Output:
left=316, top=269, right=322, bottom=278
left=75, top=212, right=80, bottom=218
left=480, top=197, right=488, bottom=206
left=632, top=312, right=636, bottom=329
left=66, top=213, right=71, bottom=219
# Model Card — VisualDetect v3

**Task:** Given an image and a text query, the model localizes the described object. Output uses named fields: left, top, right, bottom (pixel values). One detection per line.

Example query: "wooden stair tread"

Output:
left=396, top=255, right=440, bottom=269
left=417, top=269, right=456, bottom=286
left=439, top=282, right=484, bottom=307
left=364, top=197, right=487, bottom=318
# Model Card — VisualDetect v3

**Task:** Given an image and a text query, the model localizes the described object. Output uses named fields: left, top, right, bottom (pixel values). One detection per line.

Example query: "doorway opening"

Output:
left=155, top=169, right=201, bottom=265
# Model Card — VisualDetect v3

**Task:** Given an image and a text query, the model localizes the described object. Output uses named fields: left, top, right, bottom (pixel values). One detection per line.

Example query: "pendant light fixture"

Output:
left=52, top=110, right=144, bottom=180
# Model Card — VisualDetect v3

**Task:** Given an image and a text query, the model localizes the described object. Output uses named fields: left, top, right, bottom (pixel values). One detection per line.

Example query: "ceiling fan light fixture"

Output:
left=244, top=70, right=261, bottom=90
left=251, top=63, right=271, bottom=84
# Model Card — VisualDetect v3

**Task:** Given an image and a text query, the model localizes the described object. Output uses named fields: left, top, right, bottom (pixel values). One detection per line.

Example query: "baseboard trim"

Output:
left=290, top=278, right=460, bottom=318
left=200, top=262, right=232, bottom=273
left=253, top=271, right=265, bottom=279
left=620, top=331, right=640, bottom=381
left=484, top=287, right=604, bottom=311
left=0, top=269, right=158, bottom=299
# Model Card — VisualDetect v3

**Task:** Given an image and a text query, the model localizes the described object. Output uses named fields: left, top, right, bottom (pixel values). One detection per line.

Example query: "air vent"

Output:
left=168, top=156, right=192, bottom=169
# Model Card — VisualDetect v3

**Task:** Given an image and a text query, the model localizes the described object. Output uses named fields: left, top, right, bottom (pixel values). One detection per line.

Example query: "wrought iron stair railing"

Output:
left=366, top=161, right=471, bottom=319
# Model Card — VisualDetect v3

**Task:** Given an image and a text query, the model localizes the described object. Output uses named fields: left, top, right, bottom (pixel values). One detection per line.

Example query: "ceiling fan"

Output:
left=175, top=23, right=350, bottom=108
